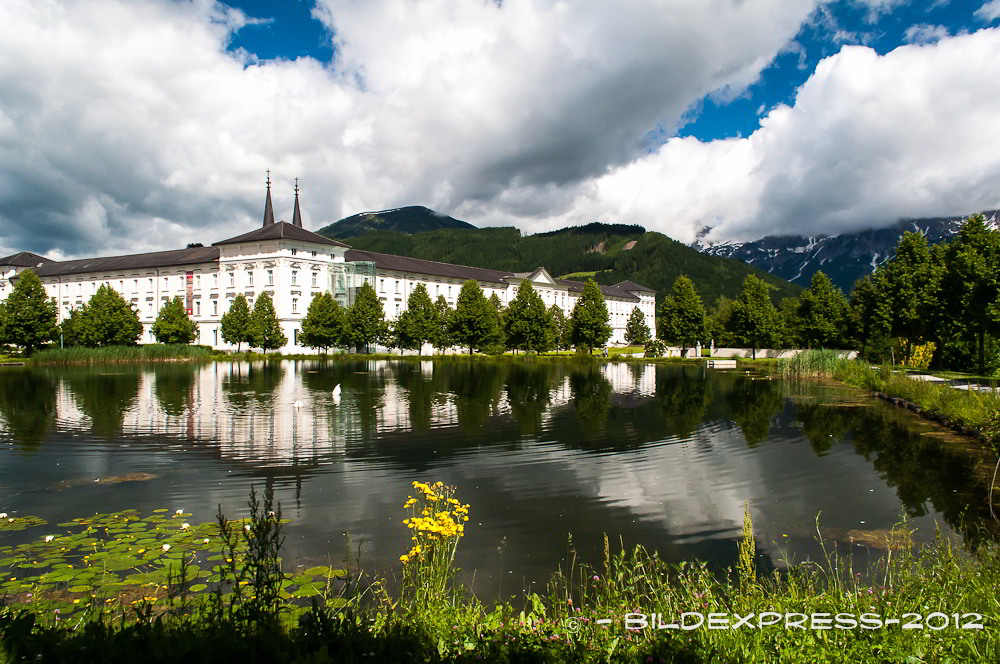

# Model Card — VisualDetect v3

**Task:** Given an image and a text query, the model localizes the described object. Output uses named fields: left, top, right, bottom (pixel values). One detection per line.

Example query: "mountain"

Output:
left=318, top=206, right=475, bottom=238
left=694, top=210, right=1000, bottom=294
left=321, top=217, right=801, bottom=307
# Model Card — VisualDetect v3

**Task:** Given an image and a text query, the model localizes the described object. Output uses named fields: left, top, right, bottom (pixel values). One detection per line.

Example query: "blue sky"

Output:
left=1, top=0, right=999, bottom=257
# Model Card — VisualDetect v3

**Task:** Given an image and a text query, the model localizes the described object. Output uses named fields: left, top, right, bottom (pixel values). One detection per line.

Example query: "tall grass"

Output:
left=2, top=487, right=998, bottom=663
left=778, top=349, right=843, bottom=378
left=32, top=344, right=213, bottom=364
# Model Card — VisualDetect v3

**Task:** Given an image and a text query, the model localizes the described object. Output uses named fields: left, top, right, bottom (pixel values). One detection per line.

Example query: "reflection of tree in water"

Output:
left=221, top=363, right=284, bottom=414
left=444, top=362, right=504, bottom=433
left=154, top=365, right=198, bottom=417
left=569, top=367, right=612, bottom=429
left=395, top=363, right=448, bottom=433
left=795, top=402, right=854, bottom=456
left=504, top=363, right=555, bottom=436
left=725, top=376, right=784, bottom=447
left=850, top=409, right=999, bottom=543
left=301, top=361, right=386, bottom=438
left=63, top=368, right=142, bottom=439
left=0, top=369, right=58, bottom=450
left=655, top=365, right=712, bottom=438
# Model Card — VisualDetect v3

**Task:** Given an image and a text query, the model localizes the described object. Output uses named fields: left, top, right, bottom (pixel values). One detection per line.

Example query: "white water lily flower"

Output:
left=203, top=538, right=210, bottom=544
left=181, top=523, right=190, bottom=529
left=0, top=513, right=7, bottom=519
left=162, top=544, right=171, bottom=551
left=175, top=509, right=184, bottom=515
left=244, top=524, right=251, bottom=531
left=44, top=535, right=54, bottom=543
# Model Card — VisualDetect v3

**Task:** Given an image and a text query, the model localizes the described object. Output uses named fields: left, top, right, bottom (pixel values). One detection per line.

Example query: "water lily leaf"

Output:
left=290, top=582, right=324, bottom=597
left=188, top=583, right=208, bottom=593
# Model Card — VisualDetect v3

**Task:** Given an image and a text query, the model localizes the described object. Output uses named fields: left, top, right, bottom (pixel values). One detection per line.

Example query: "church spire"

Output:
left=262, top=170, right=275, bottom=226
left=292, top=177, right=303, bottom=228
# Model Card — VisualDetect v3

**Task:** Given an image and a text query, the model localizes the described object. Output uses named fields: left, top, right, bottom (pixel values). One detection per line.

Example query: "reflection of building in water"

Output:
left=47, top=361, right=657, bottom=464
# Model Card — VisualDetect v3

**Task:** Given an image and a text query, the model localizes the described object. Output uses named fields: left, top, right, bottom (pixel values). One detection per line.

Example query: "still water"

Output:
left=0, top=360, right=994, bottom=598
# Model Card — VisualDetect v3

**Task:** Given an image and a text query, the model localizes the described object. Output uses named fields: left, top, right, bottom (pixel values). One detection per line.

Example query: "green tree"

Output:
left=433, top=295, right=454, bottom=352
left=546, top=304, right=570, bottom=351
left=707, top=295, right=736, bottom=348
left=660, top=275, right=706, bottom=357
left=879, top=231, right=939, bottom=364
left=299, top=292, right=345, bottom=352
left=569, top=279, right=612, bottom=353
left=849, top=273, right=890, bottom=360
left=220, top=294, right=253, bottom=352
left=505, top=281, right=551, bottom=353
left=151, top=297, right=198, bottom=345
left=0, top=269, right=58, bottom=354
left=396, top=284, right=439, bottom=354
left=777, top=297, right=802, bottom=348
left=938, top=214, right=1000, bottom=374
left=488, top=293, right=507, bottom=353
left=797, top=271, right=849, bottom=348
left=76, top=284, right=143, bottom=347
left=624, top=306, right=651, bottom=346
left=731, top=274, right=780, bottom=359
left=249, top=292, right=287, bottom=353
left=344, top=281, right=386, bottom=353
left=450, top=280, right=502, bottom=355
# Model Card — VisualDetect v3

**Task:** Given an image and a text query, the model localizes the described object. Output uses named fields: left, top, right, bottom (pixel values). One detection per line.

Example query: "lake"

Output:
left=0, top=360, right=994, bottom=599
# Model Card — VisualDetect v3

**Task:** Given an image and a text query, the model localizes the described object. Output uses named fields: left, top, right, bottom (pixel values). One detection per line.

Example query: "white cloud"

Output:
left=0, top=1, right=998, bottom=257
left=976, top=0, right=1000, bottom=22
left=570, top=28, right=1000, bottom=243
left=0, top=0, right=816, bottom=257
left=903, top=23, right=950, bottom=43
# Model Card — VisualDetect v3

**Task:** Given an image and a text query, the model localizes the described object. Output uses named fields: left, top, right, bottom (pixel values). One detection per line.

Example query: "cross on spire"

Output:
left=292, top=177, right=303, bottom=228
left=262, top=169, right=275, bottom=226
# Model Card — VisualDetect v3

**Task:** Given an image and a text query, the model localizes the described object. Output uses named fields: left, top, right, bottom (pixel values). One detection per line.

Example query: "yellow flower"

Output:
left=400, top=554, right=409, bottom=563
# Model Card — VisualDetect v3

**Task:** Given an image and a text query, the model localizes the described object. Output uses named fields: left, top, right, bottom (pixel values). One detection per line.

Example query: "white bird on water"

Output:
left=332, top=384, right=342, bottom=405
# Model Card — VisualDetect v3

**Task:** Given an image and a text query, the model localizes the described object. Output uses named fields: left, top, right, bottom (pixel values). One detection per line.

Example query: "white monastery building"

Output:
left=0, top=180, right=656, bottom=352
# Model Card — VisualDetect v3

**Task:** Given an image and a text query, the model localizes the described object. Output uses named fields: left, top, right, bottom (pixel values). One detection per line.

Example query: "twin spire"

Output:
left=262, top=170, right=303, bottom=228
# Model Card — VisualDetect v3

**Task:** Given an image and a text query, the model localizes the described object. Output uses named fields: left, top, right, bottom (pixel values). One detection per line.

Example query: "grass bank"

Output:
left=780, top=350, right=1000, bottom=447
left=1, top=485, right=997, bottom=663
left=30, top=344, right=214, bottom=365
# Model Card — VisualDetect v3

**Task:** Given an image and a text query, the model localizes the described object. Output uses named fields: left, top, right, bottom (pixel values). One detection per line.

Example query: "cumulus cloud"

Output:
left=573, top=28, right=1000, bottom=243
left=0, top=0, right=818, bottom=257
left=1, top=0, right=998, bottom=258
left=976, top=0, right=1000, bottom=22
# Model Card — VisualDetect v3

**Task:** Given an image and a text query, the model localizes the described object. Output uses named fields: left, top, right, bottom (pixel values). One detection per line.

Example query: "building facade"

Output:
left=0, top=184, right=657, bottom=352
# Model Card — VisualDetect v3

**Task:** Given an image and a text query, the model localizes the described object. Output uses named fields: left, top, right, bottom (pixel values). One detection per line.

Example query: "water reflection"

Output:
left=0, top=360, right=995, bottom=599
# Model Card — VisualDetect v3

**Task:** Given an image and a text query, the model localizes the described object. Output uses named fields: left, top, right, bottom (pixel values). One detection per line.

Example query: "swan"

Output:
left=332, top=384, right=341, bottom=405
left=293, top=400, right=304, bottom=408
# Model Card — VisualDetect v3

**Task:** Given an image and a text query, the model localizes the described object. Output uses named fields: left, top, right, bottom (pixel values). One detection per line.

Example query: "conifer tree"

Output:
left=505, top=281, right=551, bottom=353
left=76, top=284, right=143, bottom=347
left=249, top=291, right=287, bottom=353
left=299, top=292, right=344, bottom=352
left=624, top=306, right=651, bottom=346
left=1, top=269, right=58, bottom=354
left=344, top=281, right=386, bottom=353
left=660, top=275, right=706, bottom=357
left=797, top=271, right=849, bottom=348
left=152, top=297, right=198, bottom=345
left=731, top=274, right=780, bottom=360
left=569, top=279, right=612, bottom=353
left=220, top=294, right=252, bottom=352
left=396, top=283, right=439, bottom=354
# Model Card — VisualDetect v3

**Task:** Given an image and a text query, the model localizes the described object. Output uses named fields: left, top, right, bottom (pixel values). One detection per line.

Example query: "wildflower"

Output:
left=400, top=554, right=410, bottom=563
left=162, top=544, right=171, bottom=551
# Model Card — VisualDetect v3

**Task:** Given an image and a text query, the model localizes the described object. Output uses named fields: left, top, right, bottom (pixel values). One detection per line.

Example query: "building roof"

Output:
left=34, top=246, right=220, bottom=277
left=613, top=280, right=656, bottom=293
left=213, top=221, right=349, bottom=248
left=344, top=249, right=514, bottom=284
left=0, top=251, right=53, bottom=268
left=554, top=278, right=639, bottom=302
